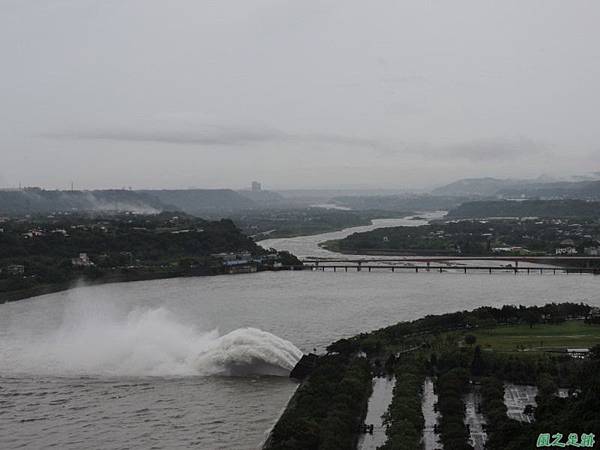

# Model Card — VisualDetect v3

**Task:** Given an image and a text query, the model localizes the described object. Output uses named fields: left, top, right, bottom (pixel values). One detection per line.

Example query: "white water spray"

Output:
left=1, top=295, right=302, bottom=377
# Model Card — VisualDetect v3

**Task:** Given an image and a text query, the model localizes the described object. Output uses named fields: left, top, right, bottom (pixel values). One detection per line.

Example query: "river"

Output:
left=1, top=214, right=598, bottom=449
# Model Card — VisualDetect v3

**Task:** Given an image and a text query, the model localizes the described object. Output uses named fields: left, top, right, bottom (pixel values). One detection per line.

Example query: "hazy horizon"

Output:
left=2, top=1, right=600, bottom=190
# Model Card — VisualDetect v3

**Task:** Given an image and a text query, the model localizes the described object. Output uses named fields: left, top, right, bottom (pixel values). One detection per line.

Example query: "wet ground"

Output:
left=422, top=377, right=443, bottom=450
left=464, top=388, right=487, bottom=450
left=358, top=376, right=396, bottom=450
left=504, top=383, right=537, bottom=423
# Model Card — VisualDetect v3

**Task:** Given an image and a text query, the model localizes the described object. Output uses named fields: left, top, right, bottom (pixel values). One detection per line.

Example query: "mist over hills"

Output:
left=0, top=187, right=300, bottom=216
left=138, top=189, right=256, bottom=215
left=236, top=189, right=287, bottom=206
left=498, top=180, right=600, bottom=200
left=430, top=177, right=534, bottom=197
left=330, top=194, right=466, bottom=212
left=3, top=173, right=600, bottom=216
left=0, top=188, right=256, bottom=216
left=0, top=189, right=167, bottom=215
left=447, top=199, right=600, bottom=219
left=431, top=176, right=600, bottom=199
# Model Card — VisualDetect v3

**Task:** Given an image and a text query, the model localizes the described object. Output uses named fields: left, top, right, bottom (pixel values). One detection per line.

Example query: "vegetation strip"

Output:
left=378, top=359, right=425, bottom=450
left=264, top=355, right=372, bottom=450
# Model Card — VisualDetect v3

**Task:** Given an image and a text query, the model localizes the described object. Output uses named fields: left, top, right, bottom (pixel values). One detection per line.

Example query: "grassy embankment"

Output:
left=472, top=321, right=600, bottom=353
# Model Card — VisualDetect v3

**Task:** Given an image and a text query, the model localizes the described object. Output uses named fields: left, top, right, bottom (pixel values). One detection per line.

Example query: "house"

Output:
left=212, top=252, right=252, bottom=266
left=492, top=246, right=529, bottom=255
left=5, top=264, right=25, bottom=276
left=584, top=246, right=600, bottom=256
left=567, top=348, right=590, bottom=359
left=22, top=229, right=45, bottom=238
left=71, top=253, right=94, bottom=267
left=588, top=307, right=600, bottom=321
left=211, top=252, right=259, bottom=274
left=555, top=247, right=578, bottom=256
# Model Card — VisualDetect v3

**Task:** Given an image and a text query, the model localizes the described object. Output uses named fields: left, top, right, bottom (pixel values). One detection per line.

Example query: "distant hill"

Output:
left=498, top=180, right=600, bottom=200
left=332, top=194, right=468, bottom=212
left=0, top=188, right=263, bottom=216
left=447, top=199, right=600, bottom=218
left=138, top=189, right=256, bottom=215
left=431, top=177, right=532, bottom=197
left=433, top=177, right=600, bottom=200
left=0, top=189, right=167, bottom=215
left=236, top=189, right=287, bottom=206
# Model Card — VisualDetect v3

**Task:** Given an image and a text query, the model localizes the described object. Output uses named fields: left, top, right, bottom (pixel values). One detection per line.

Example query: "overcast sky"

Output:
left=1, top=0, right=600, bottom=190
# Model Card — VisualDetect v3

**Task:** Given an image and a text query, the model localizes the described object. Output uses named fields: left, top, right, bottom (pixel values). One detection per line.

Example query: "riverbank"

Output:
left=260, top=213, right=445, bottom=258
left=319, top=241, right=461, bottom=256
left=252, top=212, right=413, bottom=242
left=0, top=265, right=304, bottom=304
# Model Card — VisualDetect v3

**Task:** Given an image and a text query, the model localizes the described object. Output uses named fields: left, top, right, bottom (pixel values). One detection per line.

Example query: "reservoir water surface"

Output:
left=1, top=215, right=598, bottom=449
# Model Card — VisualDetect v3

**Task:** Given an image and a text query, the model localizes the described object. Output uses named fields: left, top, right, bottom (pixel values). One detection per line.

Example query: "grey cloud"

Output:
left=45, top=127, right=545, bottom=163
left=2, top=1, right=599, bottom=188
left=442, top=137, right=547, bottom=162
left=372, top=137, right=548, bottom=162
left=43, top=126, right=383, bottom=150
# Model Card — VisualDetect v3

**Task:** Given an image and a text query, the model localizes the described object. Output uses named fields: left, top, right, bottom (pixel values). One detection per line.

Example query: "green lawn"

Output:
left=471, top=320, right=600, bottom=353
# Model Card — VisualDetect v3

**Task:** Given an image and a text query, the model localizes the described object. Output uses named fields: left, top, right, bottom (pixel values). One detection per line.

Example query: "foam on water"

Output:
left=0, top=294, right=302, bottom=377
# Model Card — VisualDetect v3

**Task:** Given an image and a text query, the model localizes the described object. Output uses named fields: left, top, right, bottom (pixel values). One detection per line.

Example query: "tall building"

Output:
left=251, top=181, right=262, bottom=192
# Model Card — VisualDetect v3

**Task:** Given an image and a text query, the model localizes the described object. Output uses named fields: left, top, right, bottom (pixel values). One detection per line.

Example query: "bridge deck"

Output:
left=307, top=265, right=599, bottom=274
left=302, top=256, right=600, bottom=263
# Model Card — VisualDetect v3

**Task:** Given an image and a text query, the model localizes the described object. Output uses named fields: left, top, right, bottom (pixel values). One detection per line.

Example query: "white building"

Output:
left=72, top=253, right=94, bottom=267
left=555, top=247, right=578, bottom=255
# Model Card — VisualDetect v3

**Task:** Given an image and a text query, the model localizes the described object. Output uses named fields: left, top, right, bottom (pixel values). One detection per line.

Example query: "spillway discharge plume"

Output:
left=1, top=298, right=302, bottom=377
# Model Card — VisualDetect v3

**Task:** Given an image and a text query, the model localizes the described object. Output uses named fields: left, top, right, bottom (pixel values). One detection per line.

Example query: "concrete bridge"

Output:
left=302, top=256, right=600, bottom=266
left=300, top=255, right=600, bottom=274
left=306, top=264, right=599, bottom=275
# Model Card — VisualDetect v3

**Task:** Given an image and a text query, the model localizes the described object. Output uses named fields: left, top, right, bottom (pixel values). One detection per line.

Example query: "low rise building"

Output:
left=555, top=246, right=578, bottom=255
left=72, top=253, right=94, bottom=267
left=5, top=264, right=25, bottom=276
left=212, top=252, right=252, bottom=266
left=211, top=252, right=258, bottom=274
